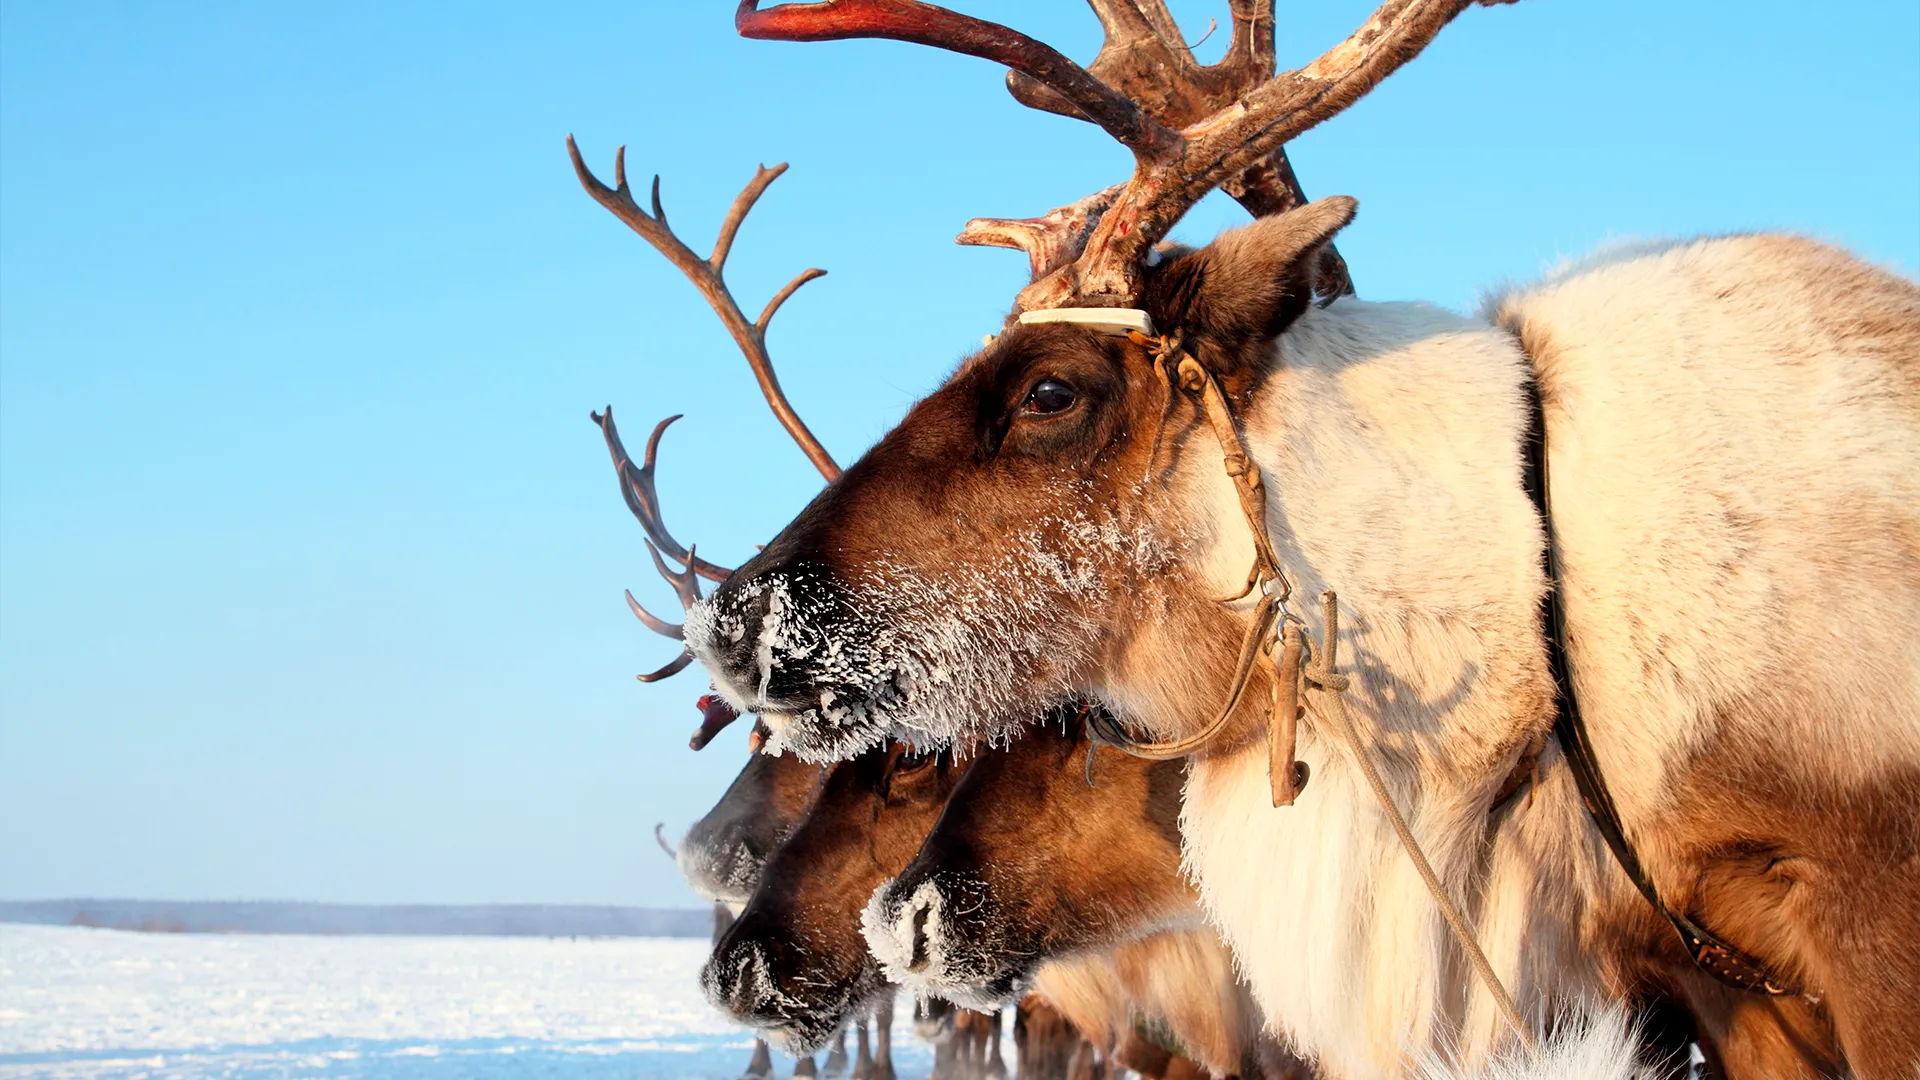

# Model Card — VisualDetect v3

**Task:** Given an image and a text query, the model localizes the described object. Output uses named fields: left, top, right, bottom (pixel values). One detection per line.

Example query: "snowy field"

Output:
left=0, top=923, right=927, bottom=1079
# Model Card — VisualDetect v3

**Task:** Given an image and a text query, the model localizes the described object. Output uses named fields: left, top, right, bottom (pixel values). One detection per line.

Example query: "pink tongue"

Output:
left=689, top=693, right=743, bottom=750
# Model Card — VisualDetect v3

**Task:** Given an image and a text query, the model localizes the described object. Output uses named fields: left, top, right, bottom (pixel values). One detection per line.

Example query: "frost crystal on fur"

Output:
left=675, top=833, right=761, bottom=903
left=862, top=874, right=1026, bottom=1011
left=687, top=503, right=1180, bottom=762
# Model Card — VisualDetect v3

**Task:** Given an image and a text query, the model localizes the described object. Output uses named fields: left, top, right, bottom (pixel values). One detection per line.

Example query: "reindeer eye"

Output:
left=893, top=746, right=937, bottom=775
left=1022, top=378, right=1078, bottom=415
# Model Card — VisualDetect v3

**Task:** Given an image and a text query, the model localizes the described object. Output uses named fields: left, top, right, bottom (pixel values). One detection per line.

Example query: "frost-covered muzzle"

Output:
left=675, top=830, right=762, bottom=905
left=685, top=563, right=911, bottom=761
left=861, top=871, right=1037, bottom=1010
left=702, top=916, right=885, bottom=1054
left=686, top=512, right=1178, bottom=763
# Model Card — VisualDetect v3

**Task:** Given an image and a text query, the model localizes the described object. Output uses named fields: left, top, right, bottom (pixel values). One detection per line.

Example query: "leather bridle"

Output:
left=1520, top=375, right=1799, bottom=998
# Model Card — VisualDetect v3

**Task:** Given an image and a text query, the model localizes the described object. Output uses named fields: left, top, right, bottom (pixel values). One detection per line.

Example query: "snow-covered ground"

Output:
left=0, top=923, right=926, bottom=1079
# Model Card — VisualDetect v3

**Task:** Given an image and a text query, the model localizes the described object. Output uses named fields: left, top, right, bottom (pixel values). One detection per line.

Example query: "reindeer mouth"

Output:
left=702, top=938, right=884, bottom=1054
left=687, top=537, right=1132, bottom=762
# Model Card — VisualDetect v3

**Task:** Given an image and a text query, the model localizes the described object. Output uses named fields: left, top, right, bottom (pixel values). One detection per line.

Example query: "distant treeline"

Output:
left=0, top=899, right=709, bottom=938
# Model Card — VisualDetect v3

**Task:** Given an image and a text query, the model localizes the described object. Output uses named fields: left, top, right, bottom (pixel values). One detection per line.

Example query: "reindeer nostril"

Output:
left=734, top=947, right=770, bottom=1012
left=908, top=898, right=933, bottom=973
left=704, top=940, right=779, bottom=1022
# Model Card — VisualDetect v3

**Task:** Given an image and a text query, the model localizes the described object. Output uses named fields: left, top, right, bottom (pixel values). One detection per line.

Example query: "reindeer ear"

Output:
left=1143, top=195, right=1358, bottom=361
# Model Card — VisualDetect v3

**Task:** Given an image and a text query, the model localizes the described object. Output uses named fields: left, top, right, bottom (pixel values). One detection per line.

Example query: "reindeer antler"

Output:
left=592, top=408, right=721, bottom=683
left=741, top=0, right=1505, bottom=310
left=983, top=0, right=1349, bottom=296
left=572, top=140, right=848, bottom=701
left=568, top=139, right=840, bottom=482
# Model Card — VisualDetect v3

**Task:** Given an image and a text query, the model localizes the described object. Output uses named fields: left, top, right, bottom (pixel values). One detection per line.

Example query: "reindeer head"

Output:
left=579, top=2, right=1498, bottom=757
left=689, top=198, right=1356, bottom=759
left=862, top=713, right=1197, bottom=1007
left=702, top=739, right=966, bottom=1050
left=650, top=0, right=1484, bottom=759
left=677, top=727, right=825, bottom=903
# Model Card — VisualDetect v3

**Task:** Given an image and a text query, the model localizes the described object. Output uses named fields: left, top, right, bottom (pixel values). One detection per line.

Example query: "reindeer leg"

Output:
left=823, top=1027, right=850, bottom=1078
left=872, top=994, right=897, bottom=1080
left=741, top=1038, right=774, bottom=1080
left=852, top=1016, right=874, bottom=1080
left=984, top=1010, right=1006, bottom=1080
left=1066, top=1038, right=1097, bottom=1080
left=794, top=1054, right=819, bottom=1080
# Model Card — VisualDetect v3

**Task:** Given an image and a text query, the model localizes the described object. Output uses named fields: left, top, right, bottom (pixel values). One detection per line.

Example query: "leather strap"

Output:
left=1521, top=376, right=1798, bottom=997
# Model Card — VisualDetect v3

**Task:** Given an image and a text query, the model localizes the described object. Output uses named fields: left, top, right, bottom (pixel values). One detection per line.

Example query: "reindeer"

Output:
left=668, top=705, right=916, bottom=1080
left=869, top=711, right=1680, bottom=1079
left=698, top=707, right=1292, bottom=1079
left=574, top=2, right=1919, bottom=1078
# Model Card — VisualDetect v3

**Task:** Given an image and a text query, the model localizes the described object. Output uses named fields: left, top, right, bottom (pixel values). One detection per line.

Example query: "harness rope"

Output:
left=1097, top=329, right=1539, bottom=1052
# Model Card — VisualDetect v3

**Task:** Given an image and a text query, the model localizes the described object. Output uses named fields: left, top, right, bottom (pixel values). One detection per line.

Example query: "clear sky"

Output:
left=2, top=1, right=1915, bottom=908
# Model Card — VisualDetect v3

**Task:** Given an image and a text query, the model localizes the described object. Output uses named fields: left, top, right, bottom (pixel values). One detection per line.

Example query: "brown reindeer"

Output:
left=675, top=720, right=923, bottom=1080
left=871, top=714, right=1687, bottom=1079
left=702, top=733, right=967, bottom=1050
left=678, top=725, right=824, bottom=904
left=702, top=702, right=1308, bottom=1079
left=866, top=717, right=1190, bottom=1002
left=617, top=3, right=1920, bottom=1078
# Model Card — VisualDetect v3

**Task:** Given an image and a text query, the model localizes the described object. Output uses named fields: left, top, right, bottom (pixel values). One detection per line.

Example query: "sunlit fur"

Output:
left=1180, top=235, right=1919, bottom=1077
left=1412, top=1009, right=1670, bottom=1080
left=694, top=197, right=1920, bottom=1078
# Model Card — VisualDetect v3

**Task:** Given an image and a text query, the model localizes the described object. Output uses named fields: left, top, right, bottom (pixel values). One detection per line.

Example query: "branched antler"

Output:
left=593, top=407, right=729, bottom=684
left=737, top=0, right=1182, bottom=163
left=568, top=139, right=841, bottom=482
left=740, top=0, right=1509, bottom=310
left=573, top=148, right=847, bottom=699
left=597, top=410, right=732, bottom=585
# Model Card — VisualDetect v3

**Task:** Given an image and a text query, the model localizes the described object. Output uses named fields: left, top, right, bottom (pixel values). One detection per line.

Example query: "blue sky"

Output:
left=2, top=1, right=1915, bottom=908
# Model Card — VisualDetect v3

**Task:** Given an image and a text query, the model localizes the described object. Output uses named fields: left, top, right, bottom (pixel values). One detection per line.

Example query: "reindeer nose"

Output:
left=907, top=893, right=936, bottom=972
left=703, top=938, right=779, bottom=1021
left=881, top=878, right=945, bottom=976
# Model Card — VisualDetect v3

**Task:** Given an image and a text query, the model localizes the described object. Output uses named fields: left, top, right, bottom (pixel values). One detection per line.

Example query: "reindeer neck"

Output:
left=1173, top=299, right=1614, bottom=1074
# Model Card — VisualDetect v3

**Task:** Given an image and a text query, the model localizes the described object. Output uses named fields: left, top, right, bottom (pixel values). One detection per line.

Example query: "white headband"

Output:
left=1015, top=307, right=1155, bottom=337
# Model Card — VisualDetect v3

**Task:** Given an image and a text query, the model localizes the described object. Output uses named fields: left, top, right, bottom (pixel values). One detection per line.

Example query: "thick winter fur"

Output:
left=1029, top=932, right=1278, bottom=1080
left=1413, top=1009, right=1669, bottom=1080
left=690, top=197, right=1920, bottom=1078
left=1490, top=234, right=1920, bottom=1076
left=865, top=716, right=1202, bottom=1006
left=1188, top=234, right=1918, bottom=1077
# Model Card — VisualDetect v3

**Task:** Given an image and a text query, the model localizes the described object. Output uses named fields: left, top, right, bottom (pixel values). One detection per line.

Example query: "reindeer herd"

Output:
left=570, top=2, right=1919, bottom=1078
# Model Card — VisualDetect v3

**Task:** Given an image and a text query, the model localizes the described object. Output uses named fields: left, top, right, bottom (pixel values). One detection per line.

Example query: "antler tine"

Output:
left=568, top=136, right=840, bottom=482
left=956, top=185, right=1123, bottom=279
left=626, top=588, right=684, bottom=639
left=646, top=539, right=706, bottom=614
left=710, top=164, right=784, bottom=274
left=638, top=652, right=696, bottom=683
left=1019, top=0, right=1486, bottom=311
left=737, top=0, right=1183, bottom=165
left=593, top=409, right=733, bottom=583
left=1007, top=2, right=1197, bottom=123
left=1222, top=0, right=1277, bottom=80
